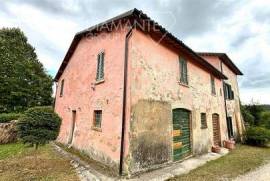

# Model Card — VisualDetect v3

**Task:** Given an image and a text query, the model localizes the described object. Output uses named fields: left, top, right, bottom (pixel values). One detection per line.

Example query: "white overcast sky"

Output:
left=1, top=0, right=270, bottom=104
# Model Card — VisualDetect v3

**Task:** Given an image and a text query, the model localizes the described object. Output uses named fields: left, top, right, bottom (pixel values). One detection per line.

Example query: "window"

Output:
left=60, top=79, right=64, bottom=97
left=224, top=83, right=234, bottom=100
left=93, top=110, right=102, bottom=128
left=96, top=52, right=104, bottom=81
left=201, top=113, right=207, bottom=129
left=211, top=75, right=216, bottom=95
left=179, top=57, right=188, bottom=85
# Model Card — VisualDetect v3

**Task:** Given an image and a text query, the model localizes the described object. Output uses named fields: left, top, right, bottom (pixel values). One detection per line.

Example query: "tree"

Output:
left=0, top=28, right=53, bottom=113
left=245, top=101, right=265, bottom=126
left=261, top=111, right=270, bottom=129
left=17, top=106, right=61, bottom=149
left=241, top=105, right=255, bottom=126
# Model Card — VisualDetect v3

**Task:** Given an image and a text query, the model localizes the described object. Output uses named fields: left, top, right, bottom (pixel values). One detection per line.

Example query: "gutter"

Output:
left=119, top=26, right=133, bottom=176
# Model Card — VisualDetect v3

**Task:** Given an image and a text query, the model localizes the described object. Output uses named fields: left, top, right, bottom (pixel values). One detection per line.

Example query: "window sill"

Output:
left=201, top=127, right=208, bottom=129
left=95, top=79, right=105, bottom=85
left=91, top=126, right=102, bottom=132
left=179, top=82, right=189, bottom=88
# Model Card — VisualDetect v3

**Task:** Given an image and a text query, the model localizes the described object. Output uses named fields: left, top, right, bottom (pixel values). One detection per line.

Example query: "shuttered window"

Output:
left=224, top=83, right=234, bottom=100
left=211, top=75, right=216, bottom=95
left=201, top=113, right=207, bottom=129
left=179, top=57, right=188, bottom=85
left=96, top=52, right=104, bottom=81
left=60, top=79, right=64, bottom=97
left=93, top=110, right=102, bottom=128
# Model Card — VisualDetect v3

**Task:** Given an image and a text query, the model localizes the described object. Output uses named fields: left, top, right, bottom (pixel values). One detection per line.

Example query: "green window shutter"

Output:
left=96, top=54, right=100, bottom=80
left=179, top=57, right=188, bottom=85
left=100, top=52, right=104, bottom=79
left=96, top=52, right=104, bottom=81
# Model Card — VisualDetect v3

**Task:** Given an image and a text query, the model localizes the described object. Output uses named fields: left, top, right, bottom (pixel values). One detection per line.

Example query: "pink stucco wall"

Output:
left=200, top=55, right=222, bottom=71
left=54, top=27, right=130, bottom=168
left=201, top=55, right=244, bottom=137
left=54, top=24, right=243, bottom=174
left=125, top=29, right=229, bottom=173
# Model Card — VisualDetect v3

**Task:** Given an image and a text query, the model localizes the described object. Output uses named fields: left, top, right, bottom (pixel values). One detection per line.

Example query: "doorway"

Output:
left=212, top=114, right=221, bottom=146
left=172, top=108, right=191, bottom=161
left=68, top=110, right=76, bottom=144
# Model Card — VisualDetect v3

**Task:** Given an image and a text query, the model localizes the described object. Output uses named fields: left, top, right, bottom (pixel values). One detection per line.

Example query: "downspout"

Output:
left=221, top=62, right=230, bottom=139
left=119, top=27, right=133, bottom=176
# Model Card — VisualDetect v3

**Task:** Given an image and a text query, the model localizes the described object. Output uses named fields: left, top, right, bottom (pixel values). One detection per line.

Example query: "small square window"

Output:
left=201, top=113, right=207, bottom=129
left=93, top=110, right=102, bottom=128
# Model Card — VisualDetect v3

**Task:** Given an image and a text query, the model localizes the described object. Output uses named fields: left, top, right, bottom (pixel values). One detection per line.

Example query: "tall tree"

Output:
left=0, top=28, right=53, bottom=113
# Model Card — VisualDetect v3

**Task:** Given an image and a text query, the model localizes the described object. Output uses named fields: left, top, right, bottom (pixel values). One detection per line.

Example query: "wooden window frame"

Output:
left=201, top=113, right=207, bottom=129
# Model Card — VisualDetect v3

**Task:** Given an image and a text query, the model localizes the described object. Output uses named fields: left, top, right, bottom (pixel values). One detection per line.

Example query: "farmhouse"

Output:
left=54, top=9, right=244, bottom=175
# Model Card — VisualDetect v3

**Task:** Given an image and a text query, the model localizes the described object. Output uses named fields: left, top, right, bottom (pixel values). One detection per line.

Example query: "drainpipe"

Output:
left=220, top=62, right=230, bottom=139
left=119, top=26, right=133, bottom=176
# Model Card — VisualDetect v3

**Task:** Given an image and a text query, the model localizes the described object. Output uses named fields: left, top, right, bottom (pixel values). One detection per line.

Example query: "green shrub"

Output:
left=17, top=106, right=61, bottom=149
left=261, top=111, right=270, bottom=129
left=245, top=127, right=270, bottom=146
left=0, top=113, right=22, bottom=123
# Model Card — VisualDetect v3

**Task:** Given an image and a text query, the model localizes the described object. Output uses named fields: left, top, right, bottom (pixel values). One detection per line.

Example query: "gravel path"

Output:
left=234, top=162, right=270, bottom=181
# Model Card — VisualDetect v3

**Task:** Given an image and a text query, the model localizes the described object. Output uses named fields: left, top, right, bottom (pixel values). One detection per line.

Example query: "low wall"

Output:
left=0, top=120, right=17, bottom=144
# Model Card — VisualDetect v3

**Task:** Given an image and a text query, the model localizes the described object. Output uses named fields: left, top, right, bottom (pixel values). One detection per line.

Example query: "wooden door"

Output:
left=68, top=110, right=76, bottom=144
left=173, top=109, right=191, bottom=161
left=212, top=114, right=221, bottom=146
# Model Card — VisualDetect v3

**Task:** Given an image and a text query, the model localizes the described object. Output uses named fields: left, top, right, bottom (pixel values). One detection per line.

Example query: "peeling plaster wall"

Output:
left=126, top=29, right=228, bottom=173
left=201, top=55, right=244, bottom=139
left=222, top=63, right=244, bottom=138
left=54, top=27, right=130, bottom=170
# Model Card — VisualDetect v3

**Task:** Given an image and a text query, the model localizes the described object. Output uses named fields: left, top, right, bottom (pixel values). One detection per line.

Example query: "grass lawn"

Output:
left=168, top=145, right=270, bottom=181
left=0, top=142, right=79, bottom=181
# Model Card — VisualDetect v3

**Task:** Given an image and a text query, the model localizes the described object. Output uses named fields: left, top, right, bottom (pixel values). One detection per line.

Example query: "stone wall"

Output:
left=0, top=121, right=17, bottom=144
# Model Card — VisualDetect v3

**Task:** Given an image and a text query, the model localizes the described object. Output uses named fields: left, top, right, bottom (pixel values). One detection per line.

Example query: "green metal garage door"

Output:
left=173, top=109, right=191, bottom=161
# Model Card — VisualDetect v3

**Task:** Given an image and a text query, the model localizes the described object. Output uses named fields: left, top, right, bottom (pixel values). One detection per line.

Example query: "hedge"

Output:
left=17, top=106, right=61, bottom=149
left=0, top=113, right=22, bottom=123
left=245, top=126, right=270, bottom=147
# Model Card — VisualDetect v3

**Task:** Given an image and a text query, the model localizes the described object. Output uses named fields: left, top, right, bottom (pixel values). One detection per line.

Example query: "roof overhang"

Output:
left=197, top=52, right=243, bottom=75
left=54, top=9, right=227, bottom=81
